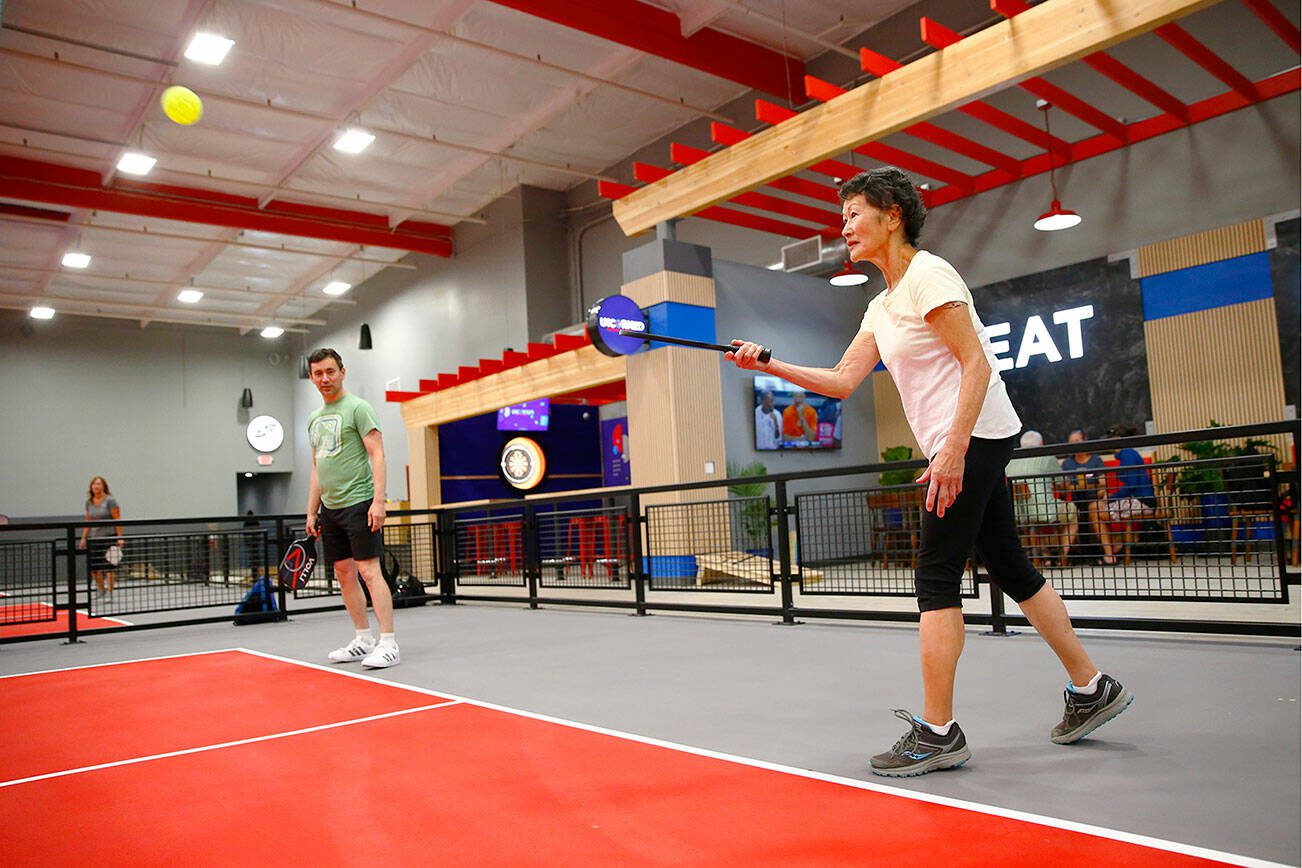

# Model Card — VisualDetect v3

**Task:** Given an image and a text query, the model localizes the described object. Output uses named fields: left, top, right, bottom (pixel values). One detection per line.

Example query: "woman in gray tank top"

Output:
left=80, top=476, right=122, bottom=599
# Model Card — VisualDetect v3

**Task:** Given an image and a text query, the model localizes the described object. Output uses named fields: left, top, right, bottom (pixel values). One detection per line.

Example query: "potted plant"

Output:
left=872, top=446, right=922, bottom=528
left=727, top=460, right=771, bottom=551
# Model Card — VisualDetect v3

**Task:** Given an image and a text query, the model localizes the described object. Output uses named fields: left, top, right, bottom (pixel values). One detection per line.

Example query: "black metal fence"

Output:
left=2, top=421, right=1297, bottom=644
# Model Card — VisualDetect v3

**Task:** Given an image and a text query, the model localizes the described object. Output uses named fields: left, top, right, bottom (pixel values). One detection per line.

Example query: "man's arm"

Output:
left=363, top=428, right=387, bottom=531
left=306, top=451, right=321, bottom=537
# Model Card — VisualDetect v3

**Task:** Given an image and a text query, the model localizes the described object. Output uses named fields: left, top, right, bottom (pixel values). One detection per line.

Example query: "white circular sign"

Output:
left=246, top=415, right=285, bottom=453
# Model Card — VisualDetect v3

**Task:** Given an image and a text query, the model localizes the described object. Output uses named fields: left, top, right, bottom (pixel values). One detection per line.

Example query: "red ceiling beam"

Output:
left=804, top=75, right=1019, bottom=175
left=1242, top=0, right=1301, bottom=52
left=483, top=0, right=805, bottom=102
left=976, top=5, right=1188, bottom=122
left=925, top=67, right=1298, bottom=208
left=1154, top=22, right=1259, bottom=99
left=923, top=14, right=1127, bottom=142
left=858, top=47, right=1070, bottom=158
left=671, top=143, right=842, bottom=227
left=0, top=156, right=453, bottom=257
left=755, top=100, right=977, bottom=192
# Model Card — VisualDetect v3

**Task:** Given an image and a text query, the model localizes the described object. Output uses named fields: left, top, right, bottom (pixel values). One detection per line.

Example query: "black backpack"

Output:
left=234, top=577, right=278, bottom=625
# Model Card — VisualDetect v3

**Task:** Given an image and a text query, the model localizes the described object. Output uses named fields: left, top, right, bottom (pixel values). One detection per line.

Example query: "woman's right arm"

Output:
left=727, top=330, right=881, bottom=400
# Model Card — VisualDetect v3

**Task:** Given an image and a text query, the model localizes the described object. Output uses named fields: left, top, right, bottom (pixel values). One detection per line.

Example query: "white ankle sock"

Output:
left=356, top=629, right=374, bottom=642
left=1070, top=670, right=1103, bottom=693
left=916, top=716, right=955, bottom=736
left=379, top=632, right=397, bottom=647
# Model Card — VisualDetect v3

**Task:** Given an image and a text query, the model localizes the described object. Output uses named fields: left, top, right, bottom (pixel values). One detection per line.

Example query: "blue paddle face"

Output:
left=278, top=537, right=317, bottom=590
left=587, top=295, right=648, bottom=357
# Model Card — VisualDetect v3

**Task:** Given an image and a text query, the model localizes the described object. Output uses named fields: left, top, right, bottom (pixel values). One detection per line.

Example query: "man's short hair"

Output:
left=308, top=347, right=343, bottom=369
left=1020, top=430, right=1045, bottom=448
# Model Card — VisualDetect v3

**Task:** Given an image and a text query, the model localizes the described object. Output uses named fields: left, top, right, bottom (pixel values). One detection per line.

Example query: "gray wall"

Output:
left=0, top=311, right=295, bottom=520
left=713, top=260, right=879, bottom=494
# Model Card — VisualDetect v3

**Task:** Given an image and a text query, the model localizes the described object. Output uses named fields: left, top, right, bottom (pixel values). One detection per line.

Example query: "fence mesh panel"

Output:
left=644, top=497, right=774, bottom=592
left=453, top=509, right=527, bottom=587
left=0, top=539, right=58, bottom=626
left=537, top=505, right=632, bottom=588
left=292, top=519, right=438, bottom=600
left=795, top=486, right=978, bottom=597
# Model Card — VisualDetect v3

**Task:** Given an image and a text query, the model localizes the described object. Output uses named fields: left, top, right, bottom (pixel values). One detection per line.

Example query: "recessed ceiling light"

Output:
left=333, top=128, right=375, bottom=154
left=116, top=152, right=157, bottom=176
left=30, top=306, right=55, bottom=320
left=61, top=252, right=91, bottom=269
left=322, top=281, right=352, bottom=296
left=177, top=288, right=204, bottom=303
left=260, top=325, right=284, bottom=339
left=184, top=32, right=234, bottom=65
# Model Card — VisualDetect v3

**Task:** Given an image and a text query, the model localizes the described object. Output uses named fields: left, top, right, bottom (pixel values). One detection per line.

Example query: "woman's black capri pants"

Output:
left=914, top=434, right=1046, bottom=612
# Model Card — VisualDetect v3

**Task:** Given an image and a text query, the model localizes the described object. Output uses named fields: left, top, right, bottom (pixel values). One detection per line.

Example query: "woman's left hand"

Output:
left=916, top=444, right=966, bottom=517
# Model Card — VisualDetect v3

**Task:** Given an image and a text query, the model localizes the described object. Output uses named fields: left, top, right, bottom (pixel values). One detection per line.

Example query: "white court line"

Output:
left=34, top=600, right=132, bottom=626
left=238, top=647, right=1293, bottom=868
left=0, top=699, right=461, bottom=789
left=0, top=647, right=243, bottom=679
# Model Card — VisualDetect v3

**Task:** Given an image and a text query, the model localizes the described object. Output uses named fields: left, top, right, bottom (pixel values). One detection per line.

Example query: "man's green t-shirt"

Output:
left=308, top=392, right=381, bottom=509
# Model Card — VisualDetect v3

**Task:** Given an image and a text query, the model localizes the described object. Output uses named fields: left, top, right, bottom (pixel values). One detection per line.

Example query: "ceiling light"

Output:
left=1033, top=101, right=1081, bottom=233
left=30, top=306, right=55, bottom=320
left=116, top=152, right=157, bottom=176
left=1033, top=202, right=1082, bottom=232
left=260, top=325, right=284, bottom=339
left=61, top=252, right=91, bottom=269
left=184, top=32, right=234, bottom=65
left=177, top=288, right=204, bottom=304
left=333, top=128, right=375, bottom=154
left=828, top=262, right=869, bottom=287
left=322, top=280, right=352, bottom=296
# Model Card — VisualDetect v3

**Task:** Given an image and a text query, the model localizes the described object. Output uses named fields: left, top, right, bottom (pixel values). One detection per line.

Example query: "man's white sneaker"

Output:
left=361, top=642, right=400, bottom=669
left=328, top=636, right=376, bottom=663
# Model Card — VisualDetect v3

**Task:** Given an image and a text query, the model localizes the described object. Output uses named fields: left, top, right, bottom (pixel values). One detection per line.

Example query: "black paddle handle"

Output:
left=619, top=330, right=771, bottom=363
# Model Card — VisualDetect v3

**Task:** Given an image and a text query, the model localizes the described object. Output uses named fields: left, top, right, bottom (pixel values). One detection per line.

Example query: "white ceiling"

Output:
left=0, top=0, right=1296, bottom=333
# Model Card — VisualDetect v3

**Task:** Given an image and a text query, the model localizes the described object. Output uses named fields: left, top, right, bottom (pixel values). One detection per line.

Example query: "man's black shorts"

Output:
left=318, top=500, right=383, bottom=563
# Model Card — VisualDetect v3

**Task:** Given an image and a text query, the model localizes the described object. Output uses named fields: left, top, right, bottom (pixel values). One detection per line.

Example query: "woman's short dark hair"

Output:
left=308, top=347, right=343, bottom=369
left=838, top=167, right=927, bottom=246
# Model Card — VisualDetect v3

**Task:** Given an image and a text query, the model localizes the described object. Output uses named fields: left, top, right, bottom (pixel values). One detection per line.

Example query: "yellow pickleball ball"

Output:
left=161, top=86, right=203, bottom=126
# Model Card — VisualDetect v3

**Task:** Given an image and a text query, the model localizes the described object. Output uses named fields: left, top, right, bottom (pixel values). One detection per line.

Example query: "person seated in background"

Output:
left=1007, top=430, right=1070, bottom=567
left=1106, top=424, right=1157, bottom=509
left=782, top=390, right=818, bottom=443
left=1061, top=429, right=1117, bottom=566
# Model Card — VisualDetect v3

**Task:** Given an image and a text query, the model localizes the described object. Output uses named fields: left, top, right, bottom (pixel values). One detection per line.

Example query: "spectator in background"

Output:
left=782, top=390, right=818, bottom=442
left=79, top=476, right=122, bottom=599
left=1007, top=430, right=1070, bottom=566
left=1106, top=425, right=1156, bottom=509
left=755, top=389, right=781, bottom=450
left=1061, top=430, right=1117, bottom=565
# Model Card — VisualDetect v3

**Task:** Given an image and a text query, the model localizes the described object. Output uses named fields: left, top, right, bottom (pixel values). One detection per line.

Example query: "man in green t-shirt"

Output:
left=306, top=348, right=398, bottom=669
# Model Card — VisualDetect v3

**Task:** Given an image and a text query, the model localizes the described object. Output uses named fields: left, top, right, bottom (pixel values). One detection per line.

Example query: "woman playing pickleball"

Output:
left=727, top=167, right=1132, bottom=776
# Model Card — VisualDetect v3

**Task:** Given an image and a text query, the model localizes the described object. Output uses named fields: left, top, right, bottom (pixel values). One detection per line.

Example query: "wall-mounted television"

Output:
left=753, top=375, right=840, bottom=451
left=496, top=398, right=550, bottom=432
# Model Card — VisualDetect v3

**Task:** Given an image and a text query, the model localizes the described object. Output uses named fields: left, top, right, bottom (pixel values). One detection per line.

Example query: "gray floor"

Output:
left=3, top=603, right=1299, bottom=865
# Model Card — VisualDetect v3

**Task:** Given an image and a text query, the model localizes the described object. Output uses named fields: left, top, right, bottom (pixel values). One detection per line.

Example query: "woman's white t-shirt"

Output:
left=860, top=250, right=1021, bottom=459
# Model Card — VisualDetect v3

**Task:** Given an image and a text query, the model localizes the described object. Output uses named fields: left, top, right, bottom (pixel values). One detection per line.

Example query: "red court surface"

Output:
left=0, top=650, right=1265, bottom=867
left=0, top=604, right=128, bottom=638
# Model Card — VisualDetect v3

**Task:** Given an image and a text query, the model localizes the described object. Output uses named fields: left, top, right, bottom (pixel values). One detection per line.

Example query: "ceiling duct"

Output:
left=779, top=237, right=847, bottom=275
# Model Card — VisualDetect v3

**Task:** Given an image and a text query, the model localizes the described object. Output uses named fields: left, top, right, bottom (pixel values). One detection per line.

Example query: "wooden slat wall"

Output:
left=621, top=271, right=717, bottom=308
left=872, top=371, right=921, bottom=461
left=1145, top=298, right=1288, bottom=456
left=625, top=344, right=728, bottom=509
left=1136, top=219, right=1267, bottom=277
left=407, top=424, right=440, bottom=509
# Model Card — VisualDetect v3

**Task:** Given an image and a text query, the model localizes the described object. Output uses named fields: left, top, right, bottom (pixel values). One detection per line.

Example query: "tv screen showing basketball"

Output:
left=753, top=375, right=841, bottom=451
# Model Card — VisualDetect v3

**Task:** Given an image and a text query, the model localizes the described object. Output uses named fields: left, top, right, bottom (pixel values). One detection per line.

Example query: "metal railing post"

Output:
left=64, top=526, right=80, bottom=644
left=273, top=518, right=288, bottom=619
left=629, top=493, right=647, bottom=616
left=523, top=506, right=539, bottom=610
left=774, top=481, right=796, bottom=625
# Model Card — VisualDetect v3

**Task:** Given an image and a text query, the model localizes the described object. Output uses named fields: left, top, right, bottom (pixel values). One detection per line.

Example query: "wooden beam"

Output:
left=400, top=344, right=626, bottom=429
left=611, top=0, right=1217, bottom=236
